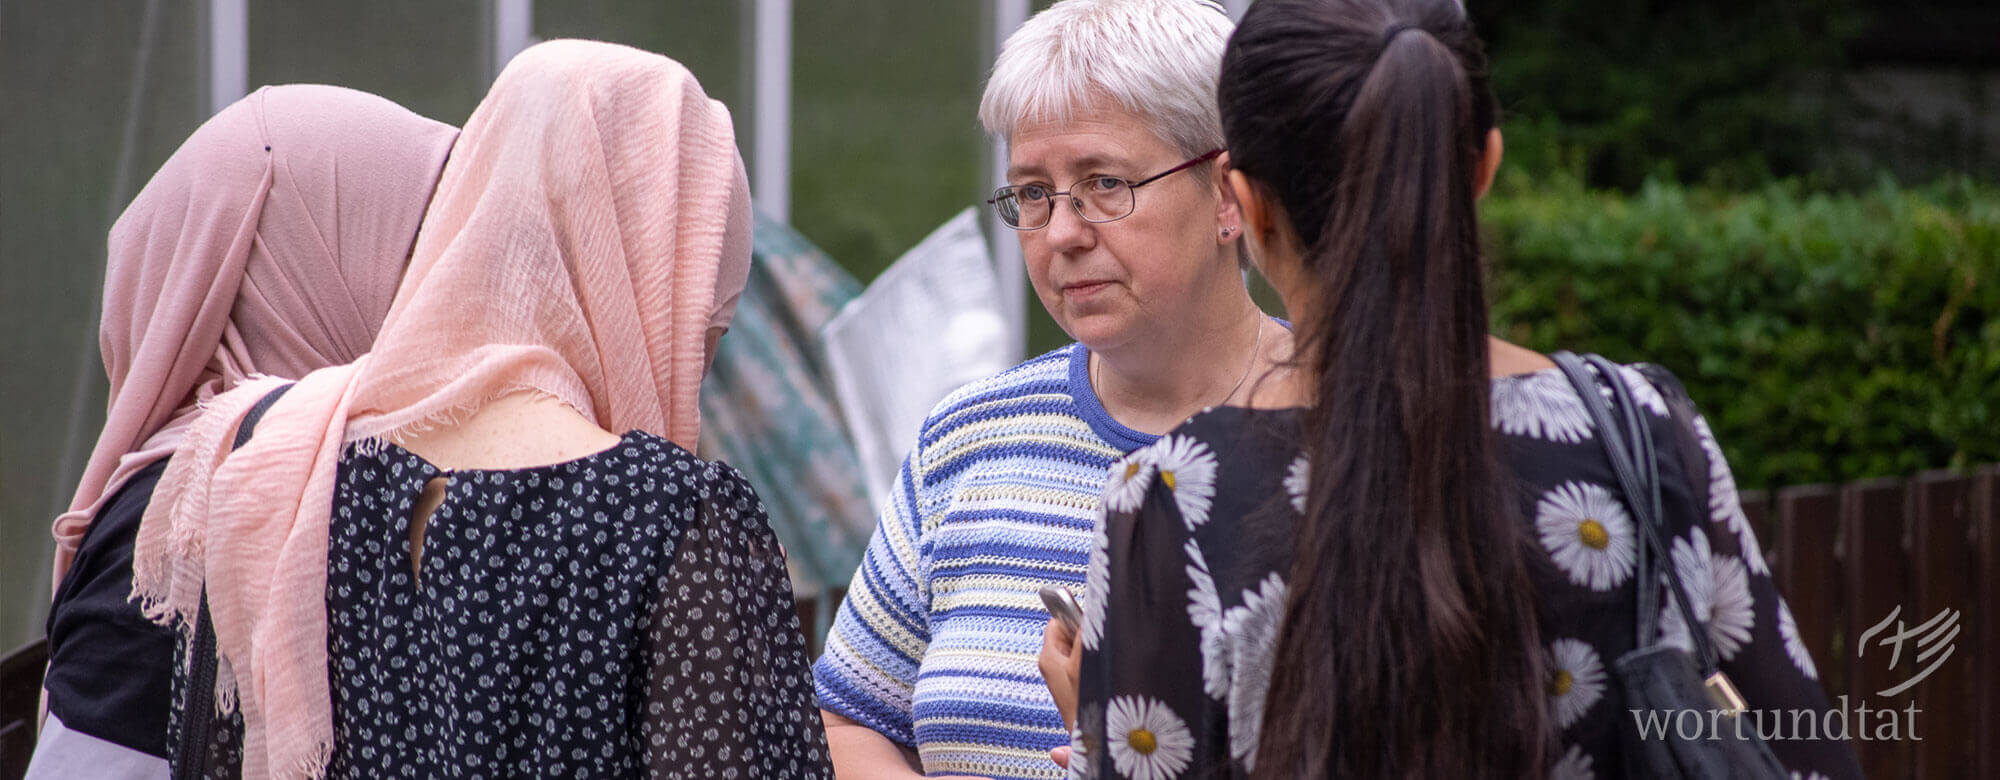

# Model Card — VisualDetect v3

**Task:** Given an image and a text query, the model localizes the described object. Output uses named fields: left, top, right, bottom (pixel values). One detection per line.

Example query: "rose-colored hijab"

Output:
left=133, top=40, right=752, bottom=779
left=49, top=85, right=456, bottom=590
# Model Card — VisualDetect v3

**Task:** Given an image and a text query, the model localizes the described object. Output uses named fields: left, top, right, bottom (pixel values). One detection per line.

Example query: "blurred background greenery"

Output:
left=3, top=0, right=1994, bottom=650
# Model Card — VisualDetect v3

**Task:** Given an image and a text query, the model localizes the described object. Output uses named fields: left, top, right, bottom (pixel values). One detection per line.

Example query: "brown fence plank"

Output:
left=1911, top=473, right=1974, bottom=778
left=1841, top=478, right=1912, bottom=779
left=1976, top=466, right=2000, bottom=780
left=1776, top=485, right=1843, bottom=694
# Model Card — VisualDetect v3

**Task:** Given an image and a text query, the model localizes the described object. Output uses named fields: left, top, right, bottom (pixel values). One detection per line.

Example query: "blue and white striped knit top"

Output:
left=813, top=343, right=1156, bottom=780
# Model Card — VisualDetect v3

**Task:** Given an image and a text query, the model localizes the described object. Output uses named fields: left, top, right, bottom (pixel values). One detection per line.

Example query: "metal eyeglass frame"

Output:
left=987, top=148, right=1224, bottom=231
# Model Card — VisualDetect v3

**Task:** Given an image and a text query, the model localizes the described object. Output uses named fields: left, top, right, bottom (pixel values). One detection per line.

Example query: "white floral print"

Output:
left=1082, top=515, right=1112, bottom=650
left=1661, top=527, right=1756, bottom=660
left=1549, top=638, right=1608, bottom=730
left=1104, top=451, right=1157, bottom=514
left=1222, top=573, right=1287, bottom=772
left=1105, top=696, right=1194, bottom=780
left=1778, top=600, right=1819, bottom=680
left=1182, top=538, right=1229, bottom=699
left=1535, top=481, right=1638, bottom=591
left=1283, top=455, right=1309, bottom=513
left=1151, top=435, right=1219, bottom=529
left=1491, top=370, right=1595, bottom=443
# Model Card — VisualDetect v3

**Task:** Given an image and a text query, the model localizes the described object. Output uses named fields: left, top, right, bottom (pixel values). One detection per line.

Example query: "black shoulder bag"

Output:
left=170, top=382, right=292, bottom=780
left=1549, top=352, right=1784, bottom=779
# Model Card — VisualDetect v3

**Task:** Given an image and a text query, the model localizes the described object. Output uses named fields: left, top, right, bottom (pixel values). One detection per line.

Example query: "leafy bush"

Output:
left=1485, top=175, right=2000, bottom=488
left=1470, top=0, right=1865, bottom=190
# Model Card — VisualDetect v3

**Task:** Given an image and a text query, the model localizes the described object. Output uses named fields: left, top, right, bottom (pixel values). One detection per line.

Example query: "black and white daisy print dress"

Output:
left=172, top=431, right=833, bottom=778
left=1068, top=363, right=1862, bottom=779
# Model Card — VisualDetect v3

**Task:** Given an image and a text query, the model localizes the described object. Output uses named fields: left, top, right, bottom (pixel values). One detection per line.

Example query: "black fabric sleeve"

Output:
left=636, top=463, right=832, bottom=778
left=44, top=457, right=176, bottom=759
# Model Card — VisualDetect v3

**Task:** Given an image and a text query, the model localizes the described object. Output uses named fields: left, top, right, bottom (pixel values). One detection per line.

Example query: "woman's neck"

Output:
left=391, top=391, right=624, bottom=471
left=1090, top=289, right=1291, bottom=435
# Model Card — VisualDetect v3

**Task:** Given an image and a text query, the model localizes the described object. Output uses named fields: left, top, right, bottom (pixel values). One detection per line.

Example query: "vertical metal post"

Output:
left=986, top=0, right=1030, bottom=357
left=751, top=0, right=793, bottom=222
left=489, top=0, right=534, bottom=82
left=207, top=0, right=248, bottom=115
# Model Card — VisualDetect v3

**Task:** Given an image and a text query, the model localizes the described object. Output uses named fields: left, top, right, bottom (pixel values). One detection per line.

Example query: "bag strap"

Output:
left=1549, top=352, right=1718, bottom=673
left=174, top=382, right=293, bottom=780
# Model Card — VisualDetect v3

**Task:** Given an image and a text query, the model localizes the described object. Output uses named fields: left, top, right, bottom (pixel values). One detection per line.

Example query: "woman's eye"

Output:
left=1019, top=185, right=1051, bottom=202
left=1090, top=177, right=1126, bottom=193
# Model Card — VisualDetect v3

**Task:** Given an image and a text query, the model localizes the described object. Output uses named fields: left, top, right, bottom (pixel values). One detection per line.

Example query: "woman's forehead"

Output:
left=1007, top=108, right=1176, bottom=178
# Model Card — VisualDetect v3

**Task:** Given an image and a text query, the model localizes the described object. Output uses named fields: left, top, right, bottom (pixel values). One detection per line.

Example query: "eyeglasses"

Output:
left=988, top=148, right=1223, bottom=231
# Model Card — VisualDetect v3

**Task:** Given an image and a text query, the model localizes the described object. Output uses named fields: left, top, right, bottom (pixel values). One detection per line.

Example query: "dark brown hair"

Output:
left=1219, top=0, right=1551, bottom=775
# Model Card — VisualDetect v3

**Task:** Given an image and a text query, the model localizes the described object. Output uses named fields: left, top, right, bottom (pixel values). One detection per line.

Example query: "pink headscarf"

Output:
left=133, top=40, right=752, bottom=779
left=50, top=85, right=456, bottom=591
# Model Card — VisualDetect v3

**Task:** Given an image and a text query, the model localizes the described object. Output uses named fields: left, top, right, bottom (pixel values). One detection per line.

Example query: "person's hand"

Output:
left=1038, top=617, right=1083, bottom=730
left=1050, top=744, right=1072, bottom=769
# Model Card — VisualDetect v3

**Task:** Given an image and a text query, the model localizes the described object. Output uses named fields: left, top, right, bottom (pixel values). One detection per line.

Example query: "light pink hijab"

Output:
left=50, top=85, right=456, bottom=591
left=133, top=40, right=752, bottom=779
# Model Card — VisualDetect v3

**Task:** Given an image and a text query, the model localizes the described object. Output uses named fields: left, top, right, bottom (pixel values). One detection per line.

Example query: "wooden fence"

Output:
left=1742, top=464, right=1999, bottom=780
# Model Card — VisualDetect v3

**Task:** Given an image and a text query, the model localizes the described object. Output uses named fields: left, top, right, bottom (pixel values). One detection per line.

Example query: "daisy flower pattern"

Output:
left=1151, top=435, right=1219, bottom=529
left=1182, top=538, right=1230, bottom=700
left=1104, top=450, right=1157, bottom=514
left=1693, top=415, right=1769, bottom=575
left=1491, top=370, right=1595, bottom=443
left=1548, top=638, right=1608, bottom=730
left=1535, top=481, right=1637, bottom=591
left=1222, top=573, right=1287, bottom=772
left=1081, top=516, right=1112, bottom=650
left=1069, top=371, right=1859, bottom=780
left=1779, top=600, right=1819, bottom=680
left=1283, top=455, right=1309, bottom=513
left=1550, top=744, right=1595, bottom=780
left=1611, top=364, right=1670, bottom=417
left=1661, top=527, right=1756, bottom=660
left=1105, top=696, right=1194, bottom=780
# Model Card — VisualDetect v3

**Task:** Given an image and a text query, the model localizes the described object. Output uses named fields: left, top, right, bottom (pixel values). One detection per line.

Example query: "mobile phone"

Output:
left=1039, top=585, right=1085, bottom=636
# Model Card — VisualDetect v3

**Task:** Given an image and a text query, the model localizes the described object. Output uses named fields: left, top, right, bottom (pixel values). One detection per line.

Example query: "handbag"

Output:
left=1549, top=352, right=1785, bottom=779
left=169, top=382, right=292, bottom=780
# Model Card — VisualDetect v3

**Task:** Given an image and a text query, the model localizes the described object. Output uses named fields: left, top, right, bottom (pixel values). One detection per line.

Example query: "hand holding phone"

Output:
left=1039, top=585, right=1084, bottom=638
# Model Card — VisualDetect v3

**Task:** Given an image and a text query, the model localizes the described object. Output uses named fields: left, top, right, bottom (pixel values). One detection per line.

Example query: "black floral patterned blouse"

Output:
left=170, top=431, right=832, bottom=778
left=1069, top=363, right=1863, bottom=779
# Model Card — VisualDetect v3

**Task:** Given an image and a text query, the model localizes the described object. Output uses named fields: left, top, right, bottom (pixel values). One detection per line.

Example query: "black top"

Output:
left=321, top=431, right=830, bottom=778
left=1070, top=363, right=1863, bottom=779
left=45, top=456, right=175, bottom=758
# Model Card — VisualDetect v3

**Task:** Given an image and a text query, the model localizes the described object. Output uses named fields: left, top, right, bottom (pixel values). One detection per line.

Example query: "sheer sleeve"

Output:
left=1642, top=365, right=1864, bottom=780
left=1072, top=442, right=1235, bottom=779
left=638, top=462, right=832, bottom=778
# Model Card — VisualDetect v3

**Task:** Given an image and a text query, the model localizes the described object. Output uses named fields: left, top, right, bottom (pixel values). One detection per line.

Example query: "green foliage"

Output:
left=1470, top=0, right=1867, bottom=190
left=1485, top=175, right=2000, bottom=489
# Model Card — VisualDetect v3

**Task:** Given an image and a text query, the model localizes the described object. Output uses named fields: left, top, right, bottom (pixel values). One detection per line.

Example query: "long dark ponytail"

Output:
left=1220, top=0, right=1550, bottom=775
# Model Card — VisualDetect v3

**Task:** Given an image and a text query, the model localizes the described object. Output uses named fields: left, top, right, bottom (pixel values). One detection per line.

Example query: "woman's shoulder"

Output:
left=921, top=343, right=1082, bottom=426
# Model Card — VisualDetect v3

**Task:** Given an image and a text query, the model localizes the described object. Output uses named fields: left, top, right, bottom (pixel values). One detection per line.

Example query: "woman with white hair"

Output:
left=811, top=2, right=1285, bottom=778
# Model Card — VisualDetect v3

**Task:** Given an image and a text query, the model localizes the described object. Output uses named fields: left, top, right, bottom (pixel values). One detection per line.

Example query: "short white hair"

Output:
left=979, top=0, right=1233, bottom=158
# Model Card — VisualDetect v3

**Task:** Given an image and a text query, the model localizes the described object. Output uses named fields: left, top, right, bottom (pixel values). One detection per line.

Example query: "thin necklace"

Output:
left=1093, top=311, right=1265, bottom=412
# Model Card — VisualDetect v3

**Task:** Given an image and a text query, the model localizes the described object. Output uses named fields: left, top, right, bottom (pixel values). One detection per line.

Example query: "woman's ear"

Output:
left=1228, top=168, right=1271, bottom=243
left=1475, top=128, right=1504, bottom=199
left=1213, top=150, right=1244, bottom=245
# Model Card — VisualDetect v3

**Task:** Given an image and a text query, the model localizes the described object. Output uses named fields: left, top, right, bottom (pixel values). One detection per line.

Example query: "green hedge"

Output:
left=1485, top=176, right=2000, bottom=489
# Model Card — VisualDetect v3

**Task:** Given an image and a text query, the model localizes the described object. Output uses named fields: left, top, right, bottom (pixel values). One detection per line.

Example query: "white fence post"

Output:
left=489, top=0, right=534, bottom=82
left=207, top=0, right=247, bottom=114
left=986, top=0, right=1029, bottom=357
left=752, top=0, right=793, bottom=222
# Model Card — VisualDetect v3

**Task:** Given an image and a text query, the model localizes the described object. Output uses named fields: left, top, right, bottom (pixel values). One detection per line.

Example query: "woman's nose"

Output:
left=1042, top=197, right=1096, bottom=253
